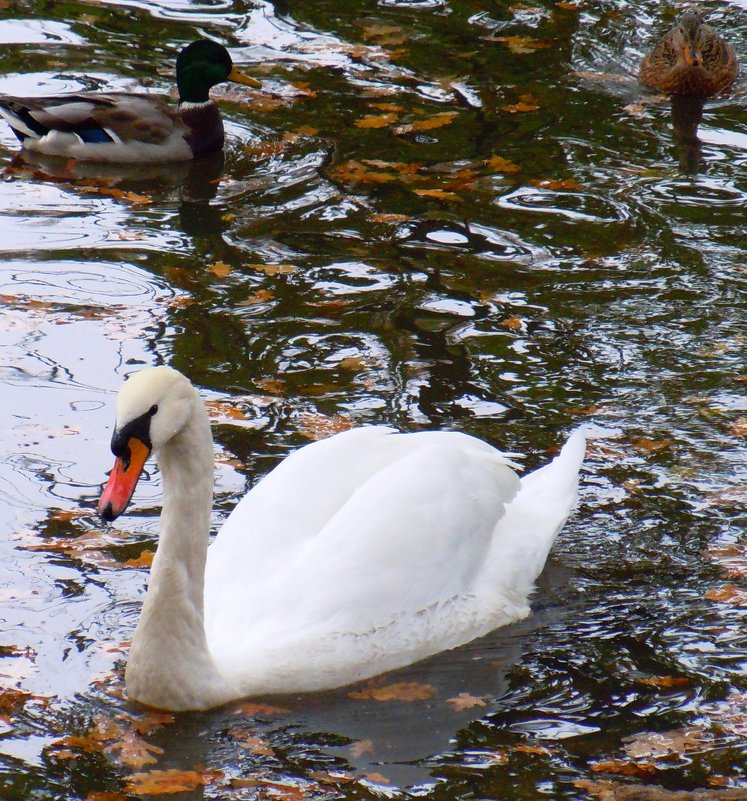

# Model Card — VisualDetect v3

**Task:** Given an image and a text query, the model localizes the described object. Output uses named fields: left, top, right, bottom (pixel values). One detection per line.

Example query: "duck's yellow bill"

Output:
left=228, top=66, right=261, bottom=89
left=98, top=437, right=150, bottom=522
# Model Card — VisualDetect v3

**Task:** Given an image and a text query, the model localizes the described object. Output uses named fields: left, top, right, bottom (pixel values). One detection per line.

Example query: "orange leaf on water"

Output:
left=355, top=113, right=399, bottom=129
left=486, top=155, right=521, bottom=173
left=501, top=315, right=524, bottom=330
left=705, top=584, right=747, bottom=606
left=394, top=111, right=459, bottom=134
left=209, top=261, right=232, bottom=278
left=729, top=417, right=747, bottom=437
left=229, top=728, right=275, bottom=756
left=238, top=289, right=274, bottom=306
left=297, top=414, right=355, bottom=441
left=120, top=551, right=154, bottom=570
left=350, top=738, right=374, bottom=758
left=247, top=263, right=298, bottom=276
left=590, top=758, right=658, bottom=777
left=413, top=188, right=462, bottom=202
left=125, top=768, right=222, bottom=795
left=638, top=675, right=690, bottom=690
left=493, top=35, right=550, bottom=54
left=630, top=437, right=674, bottom=454
left=446, top=692, right=488, bottom=711
left=530, top=178, right=583, bottom=191
left=349, top=681, right=436, bottom=702
left=234, top=700, right=291, bottom=716
left=501, top=100, right=540, bottom=113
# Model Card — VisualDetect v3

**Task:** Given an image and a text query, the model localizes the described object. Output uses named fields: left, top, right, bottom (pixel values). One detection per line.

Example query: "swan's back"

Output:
left=203, top=426, right=582, bottom=695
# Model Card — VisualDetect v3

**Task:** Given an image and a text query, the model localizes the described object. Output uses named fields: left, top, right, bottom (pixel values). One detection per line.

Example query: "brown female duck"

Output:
left=639, top=8, right=739, bottom=97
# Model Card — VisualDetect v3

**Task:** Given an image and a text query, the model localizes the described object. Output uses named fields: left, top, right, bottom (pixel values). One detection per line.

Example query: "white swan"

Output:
left=98, top=366, right=586, bottom=711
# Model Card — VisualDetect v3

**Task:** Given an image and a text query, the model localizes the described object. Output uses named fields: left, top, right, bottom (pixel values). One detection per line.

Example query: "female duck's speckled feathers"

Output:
left=0, top=39, right=260, bottom=162
left=639, top=7, right=738, bottom=97
left=99, top=367, right=586, bottom=710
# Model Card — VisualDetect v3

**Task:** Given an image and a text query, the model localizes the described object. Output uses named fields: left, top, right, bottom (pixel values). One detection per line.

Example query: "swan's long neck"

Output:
left=125, top=396, right=234, bottom=711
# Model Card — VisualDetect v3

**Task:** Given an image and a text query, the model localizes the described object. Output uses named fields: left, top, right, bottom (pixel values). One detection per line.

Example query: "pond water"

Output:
left=0, top=0, right=745, bottom=799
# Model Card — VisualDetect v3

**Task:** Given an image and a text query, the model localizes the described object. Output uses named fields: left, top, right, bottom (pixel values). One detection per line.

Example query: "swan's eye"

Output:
left=149, top=405, right=158, bottom=416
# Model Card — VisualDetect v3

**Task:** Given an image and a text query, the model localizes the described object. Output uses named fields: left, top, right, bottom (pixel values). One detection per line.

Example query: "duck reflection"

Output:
left=5, top=148, right=229, bottom=232
left=670, top=95, right=705, bottom=173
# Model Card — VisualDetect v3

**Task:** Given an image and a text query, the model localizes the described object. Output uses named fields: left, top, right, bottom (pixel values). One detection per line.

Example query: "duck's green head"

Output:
left=176, top=39, right=260, bottom=104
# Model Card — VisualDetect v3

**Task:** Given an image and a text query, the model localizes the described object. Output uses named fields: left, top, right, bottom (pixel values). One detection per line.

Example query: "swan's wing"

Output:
left=206, top=432, right=520, bottom=653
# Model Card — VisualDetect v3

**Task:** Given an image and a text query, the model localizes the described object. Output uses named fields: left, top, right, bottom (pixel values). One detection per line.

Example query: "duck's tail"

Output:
left=479, top=427, right=587, bottom=604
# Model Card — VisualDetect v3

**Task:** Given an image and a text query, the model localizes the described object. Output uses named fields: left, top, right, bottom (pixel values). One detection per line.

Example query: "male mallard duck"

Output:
left=639, top=8, right=739, bottom=97
left=0, top=39, right=260, bottom=162
left=98, top=366, right=586, bottom=711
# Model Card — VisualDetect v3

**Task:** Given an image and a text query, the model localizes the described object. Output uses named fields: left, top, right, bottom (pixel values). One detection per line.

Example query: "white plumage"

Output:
left=98, top=366, right=585, bottom=711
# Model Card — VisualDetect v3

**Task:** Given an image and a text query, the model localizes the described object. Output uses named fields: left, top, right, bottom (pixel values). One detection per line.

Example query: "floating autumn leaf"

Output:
left=371, top=102, right=404, bottom=113
left=230, top=777, right=313, bottom=800
left=514, top=744, right=552, bottom=756
left=413, top=188, right=462, bottom=202
left=486, top=155, right=521, bottom=173
left=0, top=688, right=31, bottom=715
left=393, top=111, right=459, bottom=135
left=370, top=212, right=410, bottom=223
left=206, top=401, right=249, bottom=421
left=530, top=177, right=583, bottom=191
left=239, top=289, right=274, bottom=306
left=329, top=160, right=398, bottom=184
left=297, top=413, right=355, bottom=441
left=446, top=692, right=488, bottom=711
left=361, top=23, right=406, bottom=46
left=501, top=315, right=524, bottom=330
left=255, top=378, right=286, bottom=395
left=125, top=768, right=222, bottom=795
left=210, top=261, right=232, bottom=278
left=120, top=551, right=154, bottom=570
left=355, top=112, right=399, bottom=129
left=338, top=357, right=367, bottom=371
left=638, top=675, right=690, bottom=690
left=704, top=543, right=747, bottom=579
left=590, top=758, right=658, bottom=777
left=247, top=263, right=298, bottom=276
left=623, top=727, right=710, bottom=760
left=349, top=681, right=436, bottom=702
left=364, top=772, right=391, bottom=785
left=729, top=417, right=747, bottom=437
left=630, top=437, right=674, bottom=454
left=350, top=739, right=374, bottom=758
left=233, top=700, right=290, bottom=716
left=79, top=186, right=152, bottom=205
left=705, top=584, right=747, bottom=606
left=493, top=35, right=550, bottom=54
left=129, top=710, right=176, bottom=736
left=228, top=727, right=275, bottom=756
left=501, top=100, right=540, bottom=113
left=291, top=81, right=316, bottom=98
left=85, top=792, right=127, bottom=801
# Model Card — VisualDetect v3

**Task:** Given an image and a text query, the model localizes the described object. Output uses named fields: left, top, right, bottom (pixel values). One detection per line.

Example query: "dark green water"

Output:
left=0, top=1, right=745, bottom=799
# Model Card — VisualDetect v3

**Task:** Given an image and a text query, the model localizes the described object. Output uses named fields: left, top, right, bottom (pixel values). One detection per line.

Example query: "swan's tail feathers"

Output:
left=481, top=427, right=587, bottom=601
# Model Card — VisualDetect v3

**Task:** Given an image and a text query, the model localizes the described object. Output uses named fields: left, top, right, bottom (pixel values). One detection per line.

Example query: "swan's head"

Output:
left=98, top=367, right=198, bottom=522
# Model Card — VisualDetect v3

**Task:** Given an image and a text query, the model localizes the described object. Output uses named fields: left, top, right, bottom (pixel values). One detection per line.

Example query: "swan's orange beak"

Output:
left=228, top=66, right=261, bottom=89
left=98, top=437, right=150, bottom=522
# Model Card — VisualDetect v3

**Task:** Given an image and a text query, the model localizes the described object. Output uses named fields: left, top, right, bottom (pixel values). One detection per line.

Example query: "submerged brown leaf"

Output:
left=125, top=768, right=222, bottom=795
left=705, top=584, right=747, bottom=606
left=349, top=681, right=436, bottom=702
